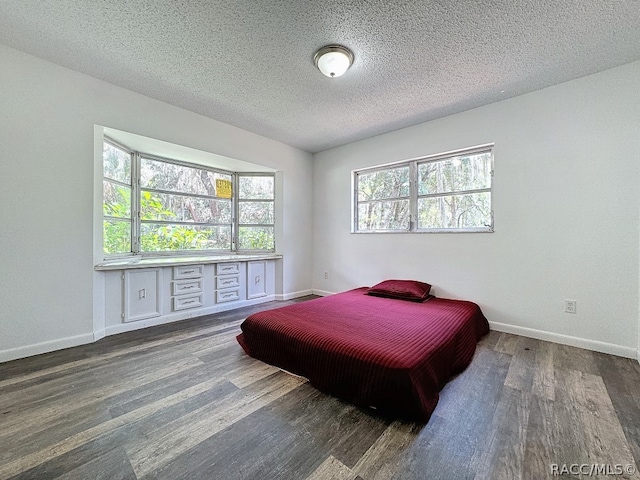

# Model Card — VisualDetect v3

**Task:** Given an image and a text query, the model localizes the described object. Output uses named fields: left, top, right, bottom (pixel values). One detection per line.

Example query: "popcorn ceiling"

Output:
left=0, top=0, right=638, bottom=152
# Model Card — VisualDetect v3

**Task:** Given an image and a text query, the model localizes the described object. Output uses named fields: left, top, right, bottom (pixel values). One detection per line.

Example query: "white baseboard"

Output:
left=0, top=332, right=95, bottom=364
left=105, top=295, right=276, bottom=336
left=312, top=289, right=335, bottom=297
left=7, top=296, right=636, bottom=365
left=490, top=321, right=637, bottom=360
left=0, top=294, right=276, bottom=363
left=275, top=289, right=313, bottom=301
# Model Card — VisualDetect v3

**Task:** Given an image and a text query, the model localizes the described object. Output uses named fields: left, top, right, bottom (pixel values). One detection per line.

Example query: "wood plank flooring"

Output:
left=2, top=297, right=640, bottom=479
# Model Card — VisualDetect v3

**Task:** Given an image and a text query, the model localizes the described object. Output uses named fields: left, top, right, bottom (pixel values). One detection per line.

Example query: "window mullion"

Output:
left=140, top=186, right=220, bottom=201
left=417, top=187, right=491, bottom=199
left=357, top=195, right=410, bottom=204
left=409, top=161, right=418, bottom=231
left=132, top=152, right=141, bottom=254
left=232, top=173, right=239, bottom=252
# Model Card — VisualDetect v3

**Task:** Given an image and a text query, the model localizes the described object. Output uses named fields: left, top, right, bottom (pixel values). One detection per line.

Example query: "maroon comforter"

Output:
left=237, top=288, right=489, bottom=420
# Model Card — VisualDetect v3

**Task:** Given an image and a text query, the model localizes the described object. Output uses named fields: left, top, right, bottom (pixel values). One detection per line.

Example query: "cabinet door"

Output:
left=124, top=269, right=162, bottom=322
left=247, top=261, right=267, bottom=299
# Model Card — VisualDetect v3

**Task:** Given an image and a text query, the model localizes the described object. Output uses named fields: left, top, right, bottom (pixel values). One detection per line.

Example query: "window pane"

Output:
left=418, top=152, right=491, bottom=195
left=140, top=190, right=231, bottom=223
left=103, top=181, right=131, bottom=218
left=103, top=143, right=131, bottom=184
left=239, top=202, right=274, bottom=224
left=357, top=166, right=409, bottom=201
left=239, top=176, right=274, bottom=199
left=140, top=223, right=231, bottom=251
left=238, top=226, right=275, bottom=250
left=358, top=199, right=410, bottom=230
left=418, top=192, right=491, bottom=229
left=103, top=219, right=131, bottom=254
left=140, top=157, right=231, bottom=197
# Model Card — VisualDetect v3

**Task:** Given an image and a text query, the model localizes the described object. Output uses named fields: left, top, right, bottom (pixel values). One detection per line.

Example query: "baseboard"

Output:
left=312, top=289, right=336, bottom=297
left=105, top=294, right=276, bottom=336
left=0, top=332, right=95, bottom=364
left=93, top=329, right=106, bottom=342
left=490, top=321, right=637, bottom=359
left=7, top=301, right=636, bottom=365
left=0, top=295, right=279, bottom=363
left=275, top=289, right=313, bottom=301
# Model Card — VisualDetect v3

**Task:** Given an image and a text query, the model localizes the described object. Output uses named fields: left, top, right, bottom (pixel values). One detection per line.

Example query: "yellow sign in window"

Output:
left=216, top=179, right=232, bottom=199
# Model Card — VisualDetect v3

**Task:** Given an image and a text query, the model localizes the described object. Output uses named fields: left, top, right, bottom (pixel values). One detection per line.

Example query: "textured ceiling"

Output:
left=1, top=1, right=639, bottom=153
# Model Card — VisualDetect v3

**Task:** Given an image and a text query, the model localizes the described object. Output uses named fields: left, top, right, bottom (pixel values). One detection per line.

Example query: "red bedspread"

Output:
left=237, top=288, right=489, bottom=420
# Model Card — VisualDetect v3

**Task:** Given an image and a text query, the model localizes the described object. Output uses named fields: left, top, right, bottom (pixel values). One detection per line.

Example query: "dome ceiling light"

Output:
left=313, top=45, right=354, bottom=78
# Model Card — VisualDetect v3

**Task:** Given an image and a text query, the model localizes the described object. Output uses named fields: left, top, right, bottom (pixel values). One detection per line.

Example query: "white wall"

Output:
left=312, top=62, right=640, bottom=358
left=0, top=44, right=313, bottom=361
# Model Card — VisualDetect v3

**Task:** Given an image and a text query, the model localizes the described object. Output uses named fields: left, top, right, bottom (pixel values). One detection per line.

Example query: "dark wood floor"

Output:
left=1, top=297, right=640, bottom=480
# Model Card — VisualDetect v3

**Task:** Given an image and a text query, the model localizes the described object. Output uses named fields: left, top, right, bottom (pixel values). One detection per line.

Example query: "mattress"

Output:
left=237, top=287, right=489, bottom=420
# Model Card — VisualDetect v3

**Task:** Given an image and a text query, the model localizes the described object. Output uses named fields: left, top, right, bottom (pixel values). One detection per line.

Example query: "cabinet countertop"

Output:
left=95, top=253, right=282, bottom=271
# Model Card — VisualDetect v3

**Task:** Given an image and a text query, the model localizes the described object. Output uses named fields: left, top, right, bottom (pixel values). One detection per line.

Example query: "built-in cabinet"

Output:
left=124, top=269, right=162, bottom=322
left=172, top=265, right=203, bottom=312
left=103, top=258, right=277, bottom=334
left=247, top=261, right=267, bottom=299
left=216, top=262, right=241, bottom=303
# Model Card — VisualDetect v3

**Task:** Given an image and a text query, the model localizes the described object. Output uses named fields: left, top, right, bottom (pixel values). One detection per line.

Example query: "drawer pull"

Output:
left=183, top=299, right=196, bottom=304
left=181, top=285, right=194, bottom=289
left=183, top=270, right=194, bottom=274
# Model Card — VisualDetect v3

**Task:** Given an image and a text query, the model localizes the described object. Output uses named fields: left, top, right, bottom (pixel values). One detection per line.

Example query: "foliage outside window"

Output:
left=102, top=139, right=275, bottom=255
left=354, top=145, right=493, bottom=233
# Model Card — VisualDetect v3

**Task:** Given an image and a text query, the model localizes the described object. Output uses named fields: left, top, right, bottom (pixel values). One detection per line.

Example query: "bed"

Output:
left=236, top=282, right=489, bottom=421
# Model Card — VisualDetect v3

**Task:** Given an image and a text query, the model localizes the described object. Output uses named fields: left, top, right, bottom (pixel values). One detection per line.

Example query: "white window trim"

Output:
left=102, top=137, right=276, bottom=258
left=137, top=151, right=235, bottom=255
left=352, top=144, right=494, bottom=234
left=236, top=172, right=276, bottom=254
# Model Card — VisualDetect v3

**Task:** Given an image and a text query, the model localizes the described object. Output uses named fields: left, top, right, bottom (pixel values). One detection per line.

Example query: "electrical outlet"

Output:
left=324, top=271, right=328, bottom=280
left=565, top=300, right=577, bottom=314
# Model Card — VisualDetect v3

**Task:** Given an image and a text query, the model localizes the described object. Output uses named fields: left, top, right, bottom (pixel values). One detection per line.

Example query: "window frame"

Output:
left=102, top=136, right=276, bottom=258
left=236, top=173, right=276, bottom=253
left=102, top=138, right=134, bottom=258
left=138, top=152, right=235, bottom=255
left=353, top=144, right=494, bottom=234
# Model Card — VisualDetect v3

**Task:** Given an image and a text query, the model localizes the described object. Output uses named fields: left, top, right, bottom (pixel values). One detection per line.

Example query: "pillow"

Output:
left=366, top=279, right=432, bottom=302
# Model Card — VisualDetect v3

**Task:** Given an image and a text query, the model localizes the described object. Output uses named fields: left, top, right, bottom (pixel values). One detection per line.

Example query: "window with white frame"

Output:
left=103, top=141, right=133, bottom=254
left=354, top=145, right=493, bottom=233
left=237, top=175, right=275, bottom=251
left=102, top=138, right=275, bottom=256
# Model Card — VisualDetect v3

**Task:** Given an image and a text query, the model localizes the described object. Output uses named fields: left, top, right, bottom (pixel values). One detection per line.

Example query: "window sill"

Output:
left=95, top=253, right=282, bottom=271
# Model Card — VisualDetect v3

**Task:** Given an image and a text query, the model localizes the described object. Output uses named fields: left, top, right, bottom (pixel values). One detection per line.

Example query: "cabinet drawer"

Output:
left=172, top=279, right=202, bottom=296
left=216, top=262, right=240, bottom=275
left=173, top=294, right=203, bottom=311
left=216, top=274, right=240, bottom=289
left=216, top=288, right=240, bottom=303
left=173, top=265, right=203, bottom=280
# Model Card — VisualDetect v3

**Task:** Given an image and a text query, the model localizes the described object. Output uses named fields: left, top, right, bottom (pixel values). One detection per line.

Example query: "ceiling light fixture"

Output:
left=314, top=45, right=354, bottom=78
